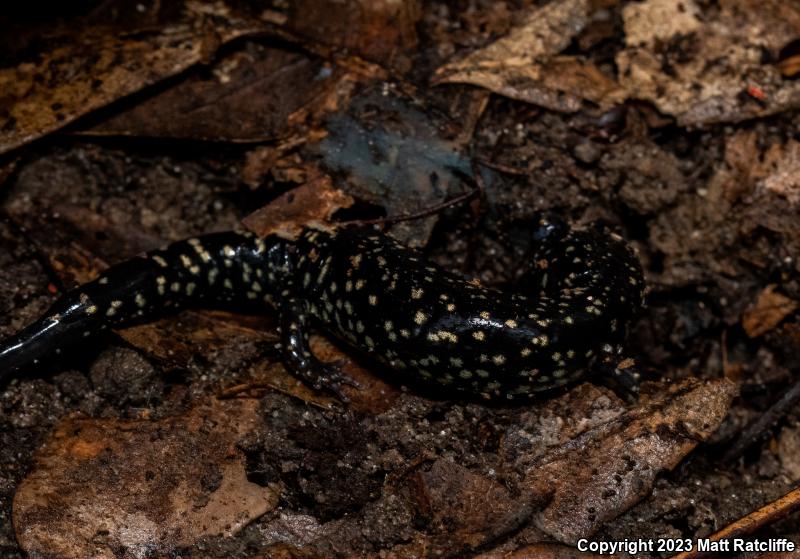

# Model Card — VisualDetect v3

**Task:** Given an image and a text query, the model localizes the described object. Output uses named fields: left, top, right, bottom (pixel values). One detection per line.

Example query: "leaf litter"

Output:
left=1, top=0, right=799, bottom=557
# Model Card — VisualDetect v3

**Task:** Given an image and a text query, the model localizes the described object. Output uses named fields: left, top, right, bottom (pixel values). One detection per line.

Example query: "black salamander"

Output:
left=0, top=221, right=645, bottom=400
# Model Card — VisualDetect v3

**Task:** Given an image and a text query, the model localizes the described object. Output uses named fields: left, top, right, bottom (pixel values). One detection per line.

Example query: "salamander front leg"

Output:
left=278, top=296, right=360, bottom=401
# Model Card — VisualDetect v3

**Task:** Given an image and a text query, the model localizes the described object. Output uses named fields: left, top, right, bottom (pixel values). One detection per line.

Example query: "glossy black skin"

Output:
left=0, top=222, right=645, bottom=401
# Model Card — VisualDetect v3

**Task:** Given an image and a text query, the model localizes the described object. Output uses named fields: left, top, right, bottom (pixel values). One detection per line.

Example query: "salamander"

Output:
left=0, top=220, right=645, bottom=400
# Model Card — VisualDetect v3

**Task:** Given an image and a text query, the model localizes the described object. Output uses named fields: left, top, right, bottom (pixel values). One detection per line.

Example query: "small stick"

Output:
left=670, top=485, right=800, bottom=559
left=474, top=156, right=528, bottom=175
left=722, top=377, right=800, bottom=463
left=340, top=163, right=484, bottom=227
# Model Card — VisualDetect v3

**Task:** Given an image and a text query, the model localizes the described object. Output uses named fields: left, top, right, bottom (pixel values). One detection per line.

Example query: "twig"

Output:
left=339, top=163, right=484, bottom=227
left=722, top=377, right=800, bottom=463
left=474, top=156, right=528, bottom=175
left=670, top=485, right=800, bottom=559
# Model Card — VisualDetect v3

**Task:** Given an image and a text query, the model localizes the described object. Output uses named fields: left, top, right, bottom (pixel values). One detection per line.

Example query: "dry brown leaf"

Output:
left=742, top=140, right=800, bottom=253
left=242, top=137, right=307, bottom=189
left=518, top=378, right=736, bottom=543
left=434, top=0, right=625, bottom=112
left=377, top=381, right=732, bottom=552
left=118, top=309, right=277, bottom=366
left=13, top=398, right=278, bottom=558
left=0, top=7, right=261, bottom=155
left=408, top=459, right=531, bottom=556
left=500, top=384, right=628, bottom=471
left=83, top=47, right=335, bottom=143
left=286, top=0, right=422, bottom=64
left=724, top=130, right=760, bottom=180
left=617, top=0, right=800, bottom=126
left=743, top=285, right=799, bottom=338
left=242, top=174, right=355, bottom=239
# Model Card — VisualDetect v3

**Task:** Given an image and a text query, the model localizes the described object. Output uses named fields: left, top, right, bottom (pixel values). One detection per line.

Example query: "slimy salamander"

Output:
left=0, top=220, right=645, bottom=400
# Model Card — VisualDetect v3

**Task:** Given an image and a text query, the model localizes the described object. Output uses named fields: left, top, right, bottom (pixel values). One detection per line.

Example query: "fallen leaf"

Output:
left=285, top=0, right=422, bottom=65
left=118, top=309, right=277, bottom=367
left=743, top=285, right=799, bottom=338
left=242, top=174, right=354, bottom=239
left=516, top=378, right=736, bottom=543
left=501, top=383, right=628, bottom=470
left=310, top=91, right=475, bottom=246
left=242, top=137, right=307, bottom=189
left=408, top=459, right=532, bottom=556
left=434, top=0, right=625, bottom=112
left=13, top=398, right=278, bottom=558
left=0, top=6, right=261, bottom=155
left=617, top=0, right=800, bottom=126
left=83, top=46, right=334, bottom=143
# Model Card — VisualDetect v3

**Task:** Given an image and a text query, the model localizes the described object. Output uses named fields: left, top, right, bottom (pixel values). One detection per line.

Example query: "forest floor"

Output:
left=1, top=1, right=800, bottom=558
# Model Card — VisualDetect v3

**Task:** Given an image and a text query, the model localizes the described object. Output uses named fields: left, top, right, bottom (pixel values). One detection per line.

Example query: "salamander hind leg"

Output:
left=277, top=294, right=360, bottom=401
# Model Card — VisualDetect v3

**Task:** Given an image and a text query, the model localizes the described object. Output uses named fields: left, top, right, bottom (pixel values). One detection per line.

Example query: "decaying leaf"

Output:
left=433, top=0, right=625, bottom=112
left=118, top=309, right=277, bottom=367
left=285, top=0, right=422, bottom=64
left=13, top=398, right=278, bottom=558
left=331, top=380, right=734, bottom=554
left=311, top=92, right=473, bottom=246
left=436, top=0, right=800, bottom=126
left=743, top=285, right=799, bottom=338
left=0, top=6, right=261, bottom=155
left=242, top=137, right=308, bottom=189
left=242, top=174, right=355, bottom=239
left=500, top=384, right=628, bottom=471
left=83, top=46, right=335, bottom=143
left=617, top=0, right=800, bottom=126
left=408, top=459, right=532, bottom=556
left=515, top=378, right=736, bottom=543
